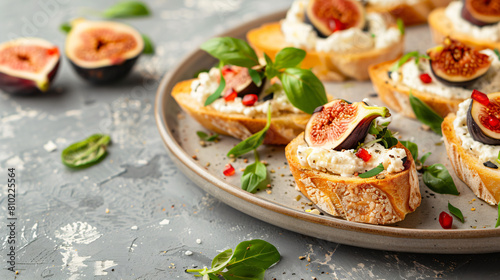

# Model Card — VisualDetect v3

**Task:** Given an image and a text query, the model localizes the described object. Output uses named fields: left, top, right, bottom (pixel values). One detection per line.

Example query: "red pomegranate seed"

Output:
left=329, top=18, right=345, bottom=32
left=47, top=47, right=59, bottom=56
left=488, top=116, right=500, bottom=128
left=471, top=89, right=490, bottom=106
left=221, top=65, right=233, bottom=76
left=355, top=148, right=372, bottom=162
left=223, top=88, right=237, bottom=102
left=242, top=94, right=258, bottom=106
left=419, top=73, right=432, bottom=84
left=223, top=164, right=235, bottom=176
left=439, top=211, right=453, bottom=229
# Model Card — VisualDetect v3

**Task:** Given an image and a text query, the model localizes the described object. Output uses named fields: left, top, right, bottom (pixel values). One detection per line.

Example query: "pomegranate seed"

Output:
left=242, top=94, right=258, bottom=106
left=223, top=88, right=237, bottom=102
left=221, top=65, right=233, bottom=76
left=439, top=211, right=453, bottom=229
left=223, top=164, right=235, bottom=176
left=488, top=115, right=500, bottom=128
left=355, top=148, right=372, bottom=162
left=471, top=89, right=490, bottom=106
left=419, top=73, right=432, bottom=84
left=47, top=47, right=59, bottom=56
left=328, top=18, right=345, bottom=33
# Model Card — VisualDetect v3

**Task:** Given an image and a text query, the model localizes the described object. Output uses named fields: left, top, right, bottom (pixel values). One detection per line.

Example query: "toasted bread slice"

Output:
left=429, top=8, right=500, bottom=50
left=172, top=79, right=314, bottom=145
left=366, top=0, right=452, bottom=26
left=246, top=22, right=404, bottom=82
left=442, top=114, right=500, bottom=205
left=285, top=134, right=421, bottom=225
left=369, top=59, right=464, bottom=118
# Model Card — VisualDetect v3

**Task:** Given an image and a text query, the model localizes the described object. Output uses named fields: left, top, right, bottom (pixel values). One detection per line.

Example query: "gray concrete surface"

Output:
left=1, top=0, right=500, bottom=279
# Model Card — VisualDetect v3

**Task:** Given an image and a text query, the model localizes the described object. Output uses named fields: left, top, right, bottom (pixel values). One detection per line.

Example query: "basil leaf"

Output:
left=197, top=131, right=219, bottom=142
left=241, top=151, right=267, bottom=193
left=497, top=150, right=500, bottom=165
left=420, top=152, right=432, bottom=165
left=422, top=164, right=459, bottom=195
left=409, top=93, right=444, bottom=135
left=204, top=69, right=226, bottom=106
left=209, top=249, right=233, bottom=273
left=280, top=68, right=328, bottom=114
left=60, top=22, right=71, bottom=33
left=227, top=239, right=280, bottom=270
left=390, top=51, right=429, bottom=72
left=368, top=120, right=380, bottom=135
left=227, top=106, right=271, bottom=157
left=248, top=68, right=262, bottom=87
left=220, top=265, right=265, bottom=280
left=264, top=53, right=278, bottom=79
left=358, top=163, right=384, bottom=178
left=397, top=18, right=405, bottom=35
left=141, top=34, right=154, bottom=54
left=494, top=49, right=500, bottom=61
left=206, top=274, right=219, bottom=280
left=448, top=202, right=464, bottom=223
left=380, top=128, right=398, bottom=149
left=273, top=47, right=306, bottom=69
left=102, top=1, right=150, bottom=18
left=496, top=204, right=500, bottom=228
left=62, top=134, right=111, bottom=168
left=201, top=37, right=259, bottom=68
left=400, top=141, right=418, bottom=160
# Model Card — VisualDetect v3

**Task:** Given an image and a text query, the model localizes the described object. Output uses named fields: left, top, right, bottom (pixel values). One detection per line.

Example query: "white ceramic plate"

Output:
left=155, top=10, right=500, bottom=253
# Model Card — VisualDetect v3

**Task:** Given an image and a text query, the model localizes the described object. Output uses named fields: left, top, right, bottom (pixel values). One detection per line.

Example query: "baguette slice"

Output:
left=369, top=59, right=464, bottom=118
left=285, top=134, right=421, bottom=225
left=171, top=79, right=313, bottom=145
left=366, top=0, right=452, bottom=26
left=246, top=21, right=404, bottom=82
left=442, top=114, right=500, bottom=205
left=429, top=7, right=500, bottom=50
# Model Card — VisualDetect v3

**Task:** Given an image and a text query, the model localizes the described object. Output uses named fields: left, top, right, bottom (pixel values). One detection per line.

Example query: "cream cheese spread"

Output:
left=445, top=1, right=500, bottom=42
left=281, top=0, right=402, bottom=53
left=453, top=99, right=500, bottom=167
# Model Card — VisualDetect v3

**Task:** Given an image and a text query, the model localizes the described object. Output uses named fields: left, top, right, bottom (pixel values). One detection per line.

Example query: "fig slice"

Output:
left=0, top=38, right=60, bottom=95
left=304, top=0, right=365, bottom=38
left=65, top=19, right=144, bottom=84
left=427, top=38, right=491, bottom=87
left=462, top=0, right=500, bottom=26
left=220, top=65, right=265, bottom=97
left=304, top=99, right=389, bottom=150
left=467, top=91, right=500, bottom=145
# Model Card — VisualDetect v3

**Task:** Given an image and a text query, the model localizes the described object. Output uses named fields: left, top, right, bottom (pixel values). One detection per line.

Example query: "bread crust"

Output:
left=368, top=59, right=464, bottom=119
left=429, top=8, right=500, bottom=50
left=171, top=79, right=313, bottom=145
left=285, top=134, right=421, bottom=225
left=366, top=0, right=452, bottom=26
left=442, top=114, right=500, bottom=205
left=246, top=22, right=404, bottom=82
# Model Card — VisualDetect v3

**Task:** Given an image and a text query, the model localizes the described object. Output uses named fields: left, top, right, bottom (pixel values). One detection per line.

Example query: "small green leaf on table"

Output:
left=60, top=22, right=71, bottom=33
left=102, top=1, right=150, bottom=18
left=448, top=202, right=464, bottom=223
left=197, top=131, right=219, bottom=142
left=422, top=164, right=459, bottom=195
left=241, top=150, right=267, bottom=193
left=62, top=134, right=111, bottom=169
left=141, top=34, right=155, bottom=54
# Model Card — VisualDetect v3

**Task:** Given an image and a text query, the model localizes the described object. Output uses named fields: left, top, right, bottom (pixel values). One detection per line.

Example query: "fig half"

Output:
left=467, top=91, right=500, bottom=145
left=304, top=99, right=389, bottom=150
left=65, top=19, right=144, bottom=84
left=427, top=38, right=491, bottom=87
left=462, top=0, right=500, bottom=26
left=220, top=65, right=265, bottom=97
left=304, top=0, right=365, bottom=38
left=0, top=38, right=60, bottom=95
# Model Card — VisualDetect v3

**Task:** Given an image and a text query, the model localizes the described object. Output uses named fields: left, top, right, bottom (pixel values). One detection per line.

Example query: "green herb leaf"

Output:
left=221, top=265, right=266, bottom=280
left=273, top=47, right=306, bottom=69
left=448, top=202, right=464, bottom=223
left=422, top=164, right=459, bottom=195
left=60, top=22, right=71, bottom=33
left=358, top=163, right=384, bottom=179
left=264, top=53, right=278, bottom=79
left=397, top=18, right=405, bottom=35
left=400, top=140, right=418, bottom=160
left=193, top=69, right=209, bottom=79
left=197, top=131, right=219, bottom=142
left=102, top=1, right=150, bottom=18
left=390, top=51, right=429, bottom=72
left=210, top=249, right=233, bottom=273
left=497, top=150, right=500, bottom=165
left=248, top=68, right=263, bottom=87
left=241, top=150, right=267, bottom=193
left=380, top=128, right=398, bottom=149
left=496, top=204, right=500, bottom=228
left=204, top=68, right=226, bottom=106
left=409, top=93, right=444, bottom=135
left=227, top=105, right=271, bottom=157
left=420, top=152, right=432, bottom=165
left=279, top=68, right=328, bottom=114
left=494, top=49, right=500, bottom=61
left=227, top=239, right=280, bottom=270
left=200, top=37, right=259, bottom=68
left=61, top=134, right=111, bottom=168
left=141, top=34, right=154, bottom=54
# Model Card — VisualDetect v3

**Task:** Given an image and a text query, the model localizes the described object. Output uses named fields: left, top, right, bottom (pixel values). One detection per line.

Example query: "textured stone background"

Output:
left=1, top=0, right=500, bottom=279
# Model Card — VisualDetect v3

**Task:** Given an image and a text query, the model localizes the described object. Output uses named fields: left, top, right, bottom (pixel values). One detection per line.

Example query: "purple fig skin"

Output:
left=334, top=115, right=378, bottom=151
left=0, top=59, right=60, bottom=95
left=461, top=2, right=498, bottom=27
left=466, top=100, right=500, bottom=145
left=68, top=56, right=138, bottom=84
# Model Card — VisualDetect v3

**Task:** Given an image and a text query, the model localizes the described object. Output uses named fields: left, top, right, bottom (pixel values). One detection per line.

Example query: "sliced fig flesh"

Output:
left=428, top=38, right=491, bottom=87
left=304, top=99, right=389, bottom=150
left=304, top=0, right=365, bottom=38
left=467, top=92, right=500, bottom=145
left=65, top=19, right=144, bottom=84
left=0, top=38, right=60, bottom=95
left=220, top=65, right=265, bottom=97
left=462, top=0, right=500, bottom=26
